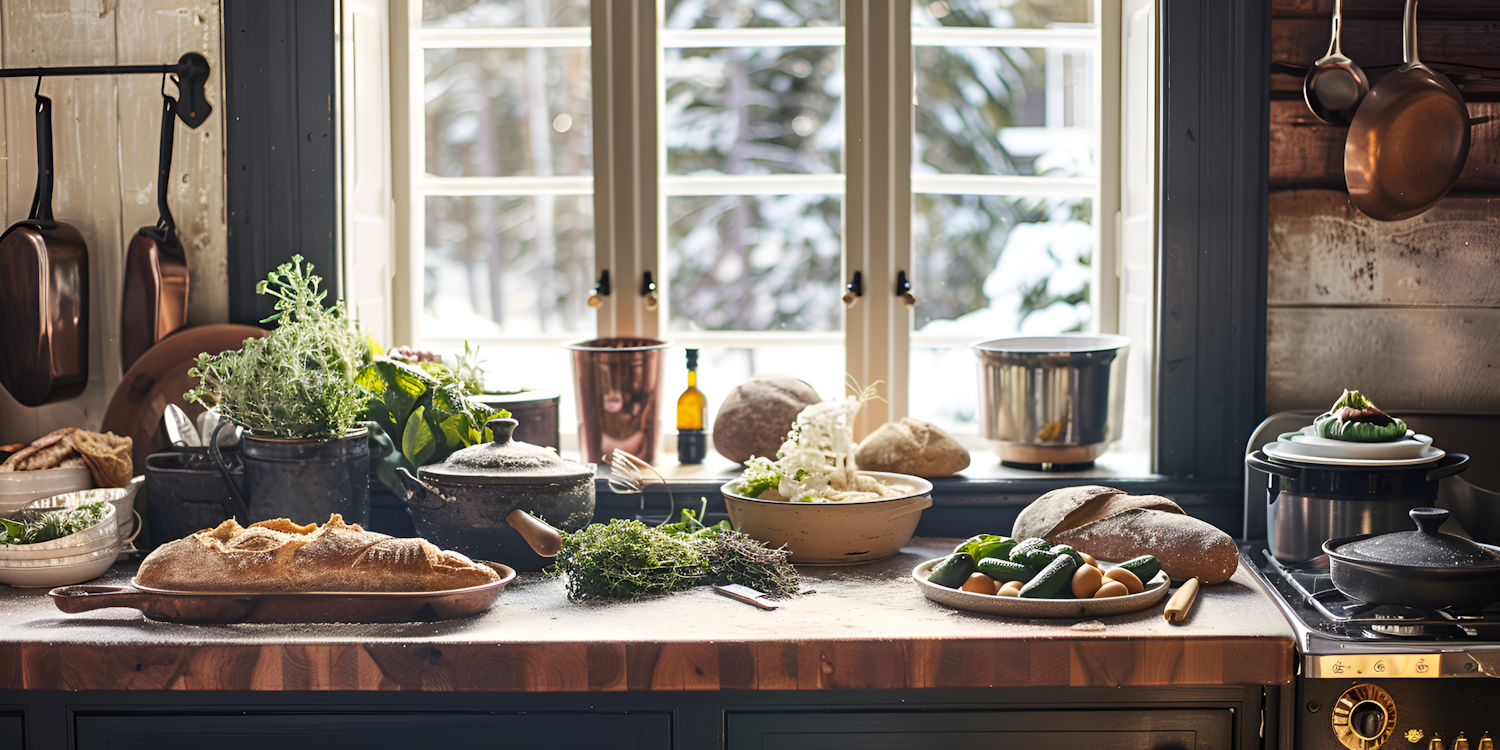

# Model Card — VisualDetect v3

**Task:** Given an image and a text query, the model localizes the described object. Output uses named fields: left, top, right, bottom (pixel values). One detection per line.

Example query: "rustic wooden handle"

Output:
left=878, top=495, right=933, bottom=522
left=49, top=585, right=151, bottom=614
left=1163, top=577, right=1201, bottom=624
left=506, top=509, right=563, bottom=557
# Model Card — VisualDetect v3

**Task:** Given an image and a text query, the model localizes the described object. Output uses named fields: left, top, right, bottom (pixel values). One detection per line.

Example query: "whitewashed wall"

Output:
left=0, top=0, right=227, bottom=443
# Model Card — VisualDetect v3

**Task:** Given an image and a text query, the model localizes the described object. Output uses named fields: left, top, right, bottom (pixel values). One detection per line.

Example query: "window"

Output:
left=373, top=0, right=1149, bottom=461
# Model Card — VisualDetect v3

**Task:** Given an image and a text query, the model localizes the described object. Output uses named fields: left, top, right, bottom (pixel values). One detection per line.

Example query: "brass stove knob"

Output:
left=1430, top=735, right=1446, bottom=750
left=1476, top=733, right=1491, bottom=750
left=1456, top=733, right=1470, bottom=750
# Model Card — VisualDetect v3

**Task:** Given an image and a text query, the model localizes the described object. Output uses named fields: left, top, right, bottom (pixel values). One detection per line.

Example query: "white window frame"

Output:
left=365, top=0, right=1154, bottom=461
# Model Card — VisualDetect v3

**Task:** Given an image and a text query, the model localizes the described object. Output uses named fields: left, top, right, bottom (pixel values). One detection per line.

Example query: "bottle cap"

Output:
left=685, top=348, right=699, bottom=369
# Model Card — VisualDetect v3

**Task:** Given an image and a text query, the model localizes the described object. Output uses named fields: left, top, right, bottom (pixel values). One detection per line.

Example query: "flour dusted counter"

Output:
left=0, top=538, right=1294, bottom=749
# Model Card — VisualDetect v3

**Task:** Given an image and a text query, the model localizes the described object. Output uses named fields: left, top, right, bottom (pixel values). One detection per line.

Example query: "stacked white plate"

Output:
left=1262, top=426, right=1445, bottom=467
left=0, top=490, right=136, bottom=588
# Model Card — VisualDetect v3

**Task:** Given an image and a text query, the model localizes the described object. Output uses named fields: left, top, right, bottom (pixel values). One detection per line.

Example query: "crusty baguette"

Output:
left=136, top=514, right=500, bottom=592
left=1050, top=508, right=1239, bottom=584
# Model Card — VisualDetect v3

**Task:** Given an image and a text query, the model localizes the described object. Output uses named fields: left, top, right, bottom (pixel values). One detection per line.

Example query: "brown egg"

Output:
left=961, top=572, right=999, bottom=595
left=1079, top=551, right=1098, bottom=567
left=1103, top=567, right=1145, bottom=594
left=1093, top=580, right=1129, bottom=598
left=997, top=580, right=1024, bottom=597
left=1071, top=563, right=1104, bottom=599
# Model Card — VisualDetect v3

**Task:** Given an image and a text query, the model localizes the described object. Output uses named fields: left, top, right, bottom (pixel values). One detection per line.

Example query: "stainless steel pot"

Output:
left=973, top=334, right=1129, bottom=466
left=1247, top=450, right=1470, bottom=564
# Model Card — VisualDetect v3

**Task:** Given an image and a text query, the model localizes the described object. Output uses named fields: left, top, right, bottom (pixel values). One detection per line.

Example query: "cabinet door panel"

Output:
left=0, top=714, right=20, bottom=748
left=729, top=709, right=1232, bottom=750
left=77, top=713, right=668, bottom=750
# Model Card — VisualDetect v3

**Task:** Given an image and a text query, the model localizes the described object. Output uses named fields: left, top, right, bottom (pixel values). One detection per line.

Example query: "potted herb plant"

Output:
left=185, top=255, right=374, bottom=526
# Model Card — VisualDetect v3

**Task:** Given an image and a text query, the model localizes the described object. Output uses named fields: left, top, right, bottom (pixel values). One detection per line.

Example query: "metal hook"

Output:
left=895, top=270, right=916, bottom=307
left=587, top=270, right=611, bottom=308
left=34, top=75, right=42, bottom=99
left=641, top=271, right=659, bottom=311
left=843, top=271, right=863, bottom=307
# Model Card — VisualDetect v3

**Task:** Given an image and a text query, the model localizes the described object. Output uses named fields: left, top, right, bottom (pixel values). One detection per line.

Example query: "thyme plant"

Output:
left=185, top=256, right=371, bottom=438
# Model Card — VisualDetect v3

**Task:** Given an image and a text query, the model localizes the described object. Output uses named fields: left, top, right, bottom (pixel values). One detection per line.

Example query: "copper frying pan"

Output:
left=1345, top=0, right=1471, bottom=221
left=0, top=93, right=89, bottom=406
left=120, top=93, right=190, bottom=371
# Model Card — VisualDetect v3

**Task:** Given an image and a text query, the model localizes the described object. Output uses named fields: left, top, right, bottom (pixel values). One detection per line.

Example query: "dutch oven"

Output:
left=1246, top=449, right=1469, bottom=564
left=396, top=418, right=594, bottom=571
left=1324, top=507, right=1500, bottom=611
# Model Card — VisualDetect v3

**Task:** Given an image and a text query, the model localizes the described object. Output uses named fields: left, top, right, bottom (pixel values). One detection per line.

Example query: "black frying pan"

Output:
left=0, top=92, right=89, bottom=407
left=120, top=93, right=190, bottom=371
left=1324, top=508, right=1500, bottom=611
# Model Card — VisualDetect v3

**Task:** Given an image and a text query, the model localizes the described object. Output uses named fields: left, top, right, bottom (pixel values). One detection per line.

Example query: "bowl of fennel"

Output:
left=720, top=383, right=934, bottom=565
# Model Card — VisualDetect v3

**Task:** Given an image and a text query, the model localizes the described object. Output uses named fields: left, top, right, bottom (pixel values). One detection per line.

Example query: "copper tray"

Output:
left=47, top=562, right=515, bottom=624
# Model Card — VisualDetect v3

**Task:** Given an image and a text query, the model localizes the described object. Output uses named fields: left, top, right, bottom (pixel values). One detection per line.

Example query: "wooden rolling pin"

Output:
left=1163, top=577, right=1201, bottom=624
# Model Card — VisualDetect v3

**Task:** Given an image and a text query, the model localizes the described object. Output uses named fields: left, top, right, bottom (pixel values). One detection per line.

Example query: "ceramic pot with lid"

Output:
left=1324, top=507, right=1500, bottom=611
left=1246, top=449, right=1469, bottom=564
left=396, top=418, right=595, bottom=571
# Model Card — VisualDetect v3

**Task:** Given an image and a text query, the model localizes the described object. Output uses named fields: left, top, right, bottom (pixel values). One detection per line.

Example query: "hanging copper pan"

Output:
left=0, top=92, right=89, bottom=407
left=1345, top=0, right=1471, bottom=221
left=120, top=93, right=190, bottom=371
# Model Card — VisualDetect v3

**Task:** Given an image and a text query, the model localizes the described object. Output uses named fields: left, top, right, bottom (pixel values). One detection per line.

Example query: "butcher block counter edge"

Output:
left=0, top=539, right=1295, bottom=692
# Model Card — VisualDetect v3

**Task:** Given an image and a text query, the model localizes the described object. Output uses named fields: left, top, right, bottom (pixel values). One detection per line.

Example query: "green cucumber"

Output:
left=1019, top=555, right=1079, bottom=599
left=1117, top=555, right=1161, bottom=583
left=1050, top=544, right=1087, bottom=569
left=1008, top=537, right=1048, bottom=564
left=976, top=557, right=1033, bottom=583
left=927, top=552, right=977, bottom=589
left=1018, top=545, right=1062, bottom=569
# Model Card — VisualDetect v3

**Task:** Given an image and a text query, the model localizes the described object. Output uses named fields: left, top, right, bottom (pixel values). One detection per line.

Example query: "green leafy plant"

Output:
left=358, top=350, right=508, bottom=492
left=185, top=256, right=371, bottom=438
left=0, top=501, right=109, bottom=545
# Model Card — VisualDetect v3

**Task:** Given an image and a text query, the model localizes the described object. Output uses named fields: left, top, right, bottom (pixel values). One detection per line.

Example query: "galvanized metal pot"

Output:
left=973, top=334, right=1129, bottom=467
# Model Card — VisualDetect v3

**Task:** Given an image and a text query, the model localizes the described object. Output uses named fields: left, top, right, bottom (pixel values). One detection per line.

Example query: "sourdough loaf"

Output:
left=1012, top=485, right=1238, bottom=584
left=853, top=418, right=970, bottom=477
left=136, top=514, right=500, bottom=592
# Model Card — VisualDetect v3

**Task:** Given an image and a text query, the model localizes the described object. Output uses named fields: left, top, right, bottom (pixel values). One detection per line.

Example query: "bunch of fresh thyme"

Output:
left=548, top=507, right=800, bottom=602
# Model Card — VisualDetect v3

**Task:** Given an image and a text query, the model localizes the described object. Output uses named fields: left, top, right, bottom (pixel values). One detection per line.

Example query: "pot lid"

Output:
left=417, top=418, right=593, bottom=485
left=1335, top=508, right=1500, bottom=568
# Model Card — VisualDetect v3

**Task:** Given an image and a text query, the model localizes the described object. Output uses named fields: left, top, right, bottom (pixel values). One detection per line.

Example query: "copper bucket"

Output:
left=566, top=338, right=671, bottom=464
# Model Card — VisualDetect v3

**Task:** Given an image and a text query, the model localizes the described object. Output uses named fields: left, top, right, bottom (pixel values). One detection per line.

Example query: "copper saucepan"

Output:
left=1344, top=0, right=1471, bottom=221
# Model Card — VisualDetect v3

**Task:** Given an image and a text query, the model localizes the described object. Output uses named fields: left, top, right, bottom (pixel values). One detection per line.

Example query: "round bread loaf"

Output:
left=853, top=418, right=970, bottom=477
left=136, top=514, right=500, bottom=592
left=712, top=374, right=821, bottom=465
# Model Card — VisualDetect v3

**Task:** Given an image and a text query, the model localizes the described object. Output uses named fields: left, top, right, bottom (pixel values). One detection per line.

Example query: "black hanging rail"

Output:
left=0, top=53, right=212, bottom=129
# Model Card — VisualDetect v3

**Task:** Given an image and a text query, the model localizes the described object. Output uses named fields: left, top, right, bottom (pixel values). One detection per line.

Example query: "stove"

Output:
left=1241, top=411, right=1500, bottom=749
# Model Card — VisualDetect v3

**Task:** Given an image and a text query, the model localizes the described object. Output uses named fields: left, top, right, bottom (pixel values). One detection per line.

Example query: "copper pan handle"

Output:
left=506, top=509, right=563, bottom=557
left=49, top=585, right=152, bottom=614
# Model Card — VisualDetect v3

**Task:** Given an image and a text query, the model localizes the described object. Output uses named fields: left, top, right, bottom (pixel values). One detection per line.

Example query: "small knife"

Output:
left=713, top=583, right=779, bottom=610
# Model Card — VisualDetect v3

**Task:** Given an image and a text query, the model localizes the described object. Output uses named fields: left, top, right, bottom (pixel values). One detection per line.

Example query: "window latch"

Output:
left=843, top=271, right=863, bottom=307
left=587, top=270, right=610, bottom=308
left=896, top=270, right=916, bottom=308
left=641, top=271, right=659, bottom=311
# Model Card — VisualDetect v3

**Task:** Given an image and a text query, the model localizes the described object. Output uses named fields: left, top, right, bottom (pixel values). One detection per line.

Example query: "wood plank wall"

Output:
left=0, top=0, right=227, bottom=444
left=1267, top=0, right=1500, bottom=414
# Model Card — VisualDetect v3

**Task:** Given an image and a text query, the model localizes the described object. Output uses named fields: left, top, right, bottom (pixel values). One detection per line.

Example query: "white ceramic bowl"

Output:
left=0, top=544, right=120, bottom=568
left=1275, top=427, right=1435, bottom=461
left=0, top=530, right=120, bottom=560
left=0, top=466, right=93, bottom=516
left=0, top=554, right=116, bottom=588
left=0, top=502, right=117, bottom=551
left=721, top=471, right=934, bottom=565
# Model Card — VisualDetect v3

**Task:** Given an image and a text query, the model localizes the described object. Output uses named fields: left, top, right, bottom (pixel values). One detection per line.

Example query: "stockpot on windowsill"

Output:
left=1245, top=449, right=1470, bottom=564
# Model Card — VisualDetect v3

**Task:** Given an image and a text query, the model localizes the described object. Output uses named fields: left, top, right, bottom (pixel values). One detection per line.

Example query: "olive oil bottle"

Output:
left=676, top=348, right=707, bottom=464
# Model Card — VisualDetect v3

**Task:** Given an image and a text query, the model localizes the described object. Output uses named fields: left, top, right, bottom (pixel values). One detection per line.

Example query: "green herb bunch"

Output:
left=185, top=256, right=371, bottom=438
left=359, top=348, right=507, bottom=491
left=0, top=501, right=109, bottom=545
left=549, top=508, right=800, bottom=602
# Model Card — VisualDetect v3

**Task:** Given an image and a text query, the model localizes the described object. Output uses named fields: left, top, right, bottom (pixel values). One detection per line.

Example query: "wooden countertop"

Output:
left=0, top=539, right=1294, bottom=692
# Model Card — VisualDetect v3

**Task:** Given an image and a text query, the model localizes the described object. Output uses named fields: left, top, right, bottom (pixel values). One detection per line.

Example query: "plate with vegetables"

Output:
left=913, top=534, right=1170, bottom=618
